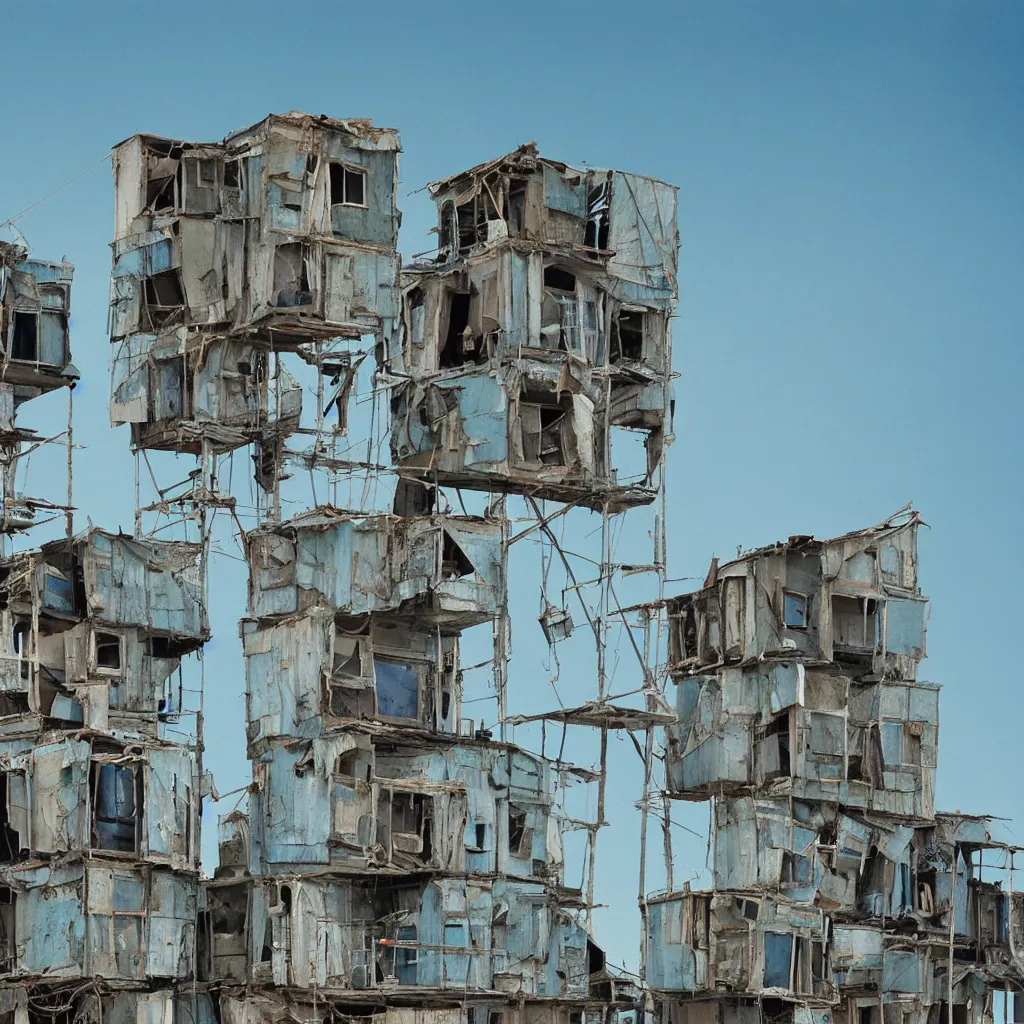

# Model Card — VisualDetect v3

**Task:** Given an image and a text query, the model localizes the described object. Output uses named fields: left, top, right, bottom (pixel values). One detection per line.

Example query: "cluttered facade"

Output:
left=643, top=509, right=1024, bottom=1024
left=0, top=108, right=1018, bottom=1024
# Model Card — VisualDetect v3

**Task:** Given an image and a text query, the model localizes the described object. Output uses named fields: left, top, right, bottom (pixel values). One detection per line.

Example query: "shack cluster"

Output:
left=0, top=110, right=1018, bottom=1024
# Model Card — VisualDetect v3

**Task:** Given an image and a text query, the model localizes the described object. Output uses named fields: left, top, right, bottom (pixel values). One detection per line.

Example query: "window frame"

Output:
left=782, top=590, right=808, bottom=630
left=329, top=162, right=369, bottom=209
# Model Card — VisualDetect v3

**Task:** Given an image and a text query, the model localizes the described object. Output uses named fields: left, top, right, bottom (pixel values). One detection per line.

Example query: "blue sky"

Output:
left=1, top=0, right=1022, bottom=972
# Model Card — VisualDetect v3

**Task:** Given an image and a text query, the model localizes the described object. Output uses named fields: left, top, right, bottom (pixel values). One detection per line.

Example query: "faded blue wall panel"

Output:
left=457, top=375, right=508, bottom=467
left=543, top=164, right=586, bottom=217
left=886, top=598, right=927, bottom=657
left=883, top=950, right=923, bottom=993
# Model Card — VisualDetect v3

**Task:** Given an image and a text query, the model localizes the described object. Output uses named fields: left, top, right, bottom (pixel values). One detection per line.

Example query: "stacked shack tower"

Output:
left=643, top=511, right=1024, bottom=1024
left=106, top=115, right=679, bottom=1024
left=0, top=233, right=209, bottom=1017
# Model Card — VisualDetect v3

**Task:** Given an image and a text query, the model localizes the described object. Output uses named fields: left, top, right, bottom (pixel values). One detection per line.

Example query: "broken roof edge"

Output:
left=244, top=503, right=498, bottom=536
left=112, top=111, right=401, bottom=156
left=666, top=505, right=924, bottom=603
left=506, top=702, right=675, bottom=731
left=426, top=141, right=678, bottom=197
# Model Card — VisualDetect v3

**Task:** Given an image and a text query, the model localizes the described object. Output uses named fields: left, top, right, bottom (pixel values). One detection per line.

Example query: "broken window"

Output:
left=146, top=160, right=179, bottom=212
left=272, top=244, right=312, bottom=308
left=143, top=270, right=185, bottom=330
left=374, top=658, right=421, bottom=722
left=509, top=805, right=533, bottom=857
left=439, top=201, right=457, bottom=254
left=224, top=160, right=240, bottom=188
left=506, top=178, right=527, bottom=235
left=198, top=159, right=216, bottom=186
left=520, top=395, right=573, bottom=467
left=390, top=792, right=431, bottom=862
left=781, top=851, right=812, bottom=885
left=94, top=632, right=122, bottom=674
left=439, top=290, right=473, bottom=367
left=328, top=631, right=374, bottom=718
left=11, top=622, right=29, bottom=683
left=832, top=596, right=877, bottom=651
left=585, top=178, right=611, bottom=250
left=329, top=163, right=367, bottom=207
left=406, top=288, right=426, bottom=348
left=610, top=309, right=643, bottom=363
left=761, top=712, right=791, bottom=778
left=441, top=530, right=474, bottom=580
left=10, top=312, right=37, bottom=361
left=0, top=887, right=13, bottom=974
left=541, top=267, right=580, bottom=352
left=0, top=774, right=24, bottom=863
left=91, top=762, right=141, bottom=853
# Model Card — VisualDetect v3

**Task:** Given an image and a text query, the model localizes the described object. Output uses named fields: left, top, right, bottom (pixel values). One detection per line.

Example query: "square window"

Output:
left=95, top=632, right=122, bottom=673
left=329, top=163, right=367, bottom=207
left=783, top=591, right=807, bottom=629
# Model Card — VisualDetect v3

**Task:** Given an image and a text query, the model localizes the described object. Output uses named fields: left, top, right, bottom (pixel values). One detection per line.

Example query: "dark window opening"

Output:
left=587, top=938, right=605, bottom=974
left=335, top=749, right=359, bottom=783
left=0, top=886, right=14, bottom=974
left=146, top=635, right=193, bottom=659
left=441, top=531, right=474, bottom=579
left=764, top=712, right=791, bottom=777
left=0, top=694, right=29, bottom=718
left=329, top=163, right=367, bottom=207
left=0, top=776, right=22, bottom=862
left=208, top=883, right=247, bottom=941
left=782, top=851, right=812, bottom=885
left=223, top=160, right=240, bottom=188
left=199, top=160, right=216, bottom=185
left=12, top=622, right=29, bottom=682
left=146, top=172, right=177, bottom=213
left=521, top=397, right=572, bottom=467
left=544, top=266, right=576, bottom=292
left=475, top=823, right=486, bottom=849
left=610, top=310, right=644, bottom=363
left=505, top=179, right=527, bottom=235
left=585, top=180, right=611, bottom=250
left=272, top=244, right=312, bottom=308
left=440, top=291, right=473, bottom=368
left=260, top=913, right=274, bottom=963
left=143, top=270, right=185, bottom=330
left=439, top=201, right=457, bottom=254
left=90, top=761, right=141, bottom=854
left=96, top=633, right=121, bottom=671
left=441, top=688, right=451, bottom=721
left=508, top=805, right=531, bottom=857
left=11, top=313, right=37, bottom=361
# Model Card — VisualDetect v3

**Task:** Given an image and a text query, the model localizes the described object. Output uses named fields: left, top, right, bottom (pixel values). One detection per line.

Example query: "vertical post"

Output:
left=949, top=842, right=957, bottom=1024
left=638, top=723, right=654, bottom=978
left=586, top=725, right=609, bottom=927
left=134, top=449, right=142, bottom=536
left=65, top=383, right=74, bottom=541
